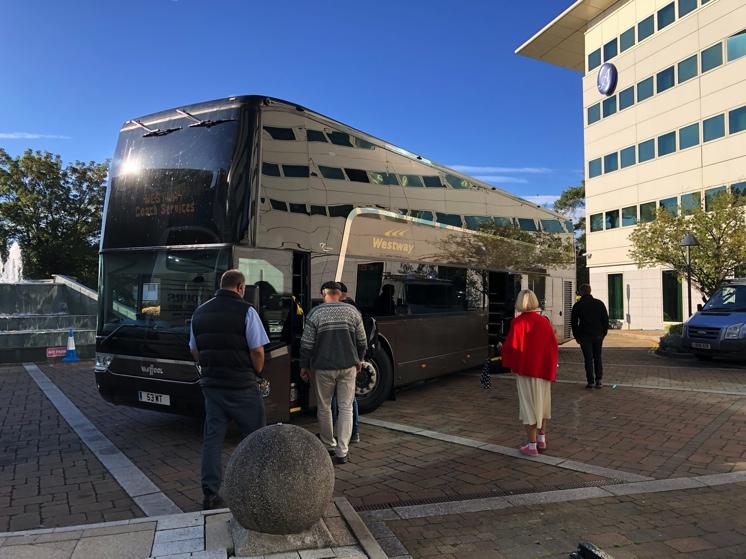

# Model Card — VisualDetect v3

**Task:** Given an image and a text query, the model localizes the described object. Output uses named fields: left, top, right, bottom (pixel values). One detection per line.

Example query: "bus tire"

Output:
left=356, top=347, right=394, bottom=414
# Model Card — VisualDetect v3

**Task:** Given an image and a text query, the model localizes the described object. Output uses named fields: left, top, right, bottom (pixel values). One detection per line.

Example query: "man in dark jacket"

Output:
left=190, top=269, right=269, bottom=509
left=300, top=281, right=367, bottom=464
left=571, top=283, right=609, bottom=389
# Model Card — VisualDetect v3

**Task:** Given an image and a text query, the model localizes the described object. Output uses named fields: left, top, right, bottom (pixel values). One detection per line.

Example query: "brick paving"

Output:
left=0, top=365, right=142, bottom=532
left=385, top=482, right=746, bottom=558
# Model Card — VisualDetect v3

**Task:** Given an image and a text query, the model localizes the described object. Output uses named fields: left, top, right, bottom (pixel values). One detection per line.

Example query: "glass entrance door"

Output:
left=608, top=273, right=624, bottom=320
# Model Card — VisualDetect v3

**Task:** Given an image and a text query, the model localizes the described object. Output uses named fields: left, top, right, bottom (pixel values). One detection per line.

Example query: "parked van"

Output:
left=683, top=279, right=746, bottom=361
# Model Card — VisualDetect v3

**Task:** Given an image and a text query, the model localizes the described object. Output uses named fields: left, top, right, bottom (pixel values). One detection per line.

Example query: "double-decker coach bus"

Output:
left=95, top=95, right=574, bottom=421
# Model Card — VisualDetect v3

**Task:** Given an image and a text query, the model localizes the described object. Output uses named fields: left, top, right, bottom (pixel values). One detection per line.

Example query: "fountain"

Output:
left=0, top=241, right=97, bottom=363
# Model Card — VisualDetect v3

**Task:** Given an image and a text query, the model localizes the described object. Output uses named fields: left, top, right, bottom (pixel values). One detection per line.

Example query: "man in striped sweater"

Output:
left=300, top=281, right=367, bottom=464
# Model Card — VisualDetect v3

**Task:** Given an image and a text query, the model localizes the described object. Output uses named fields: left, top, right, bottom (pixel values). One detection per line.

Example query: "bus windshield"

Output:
left=98, top=248, right=231, bottom=338
left=103, top=106, right=249, bottom=249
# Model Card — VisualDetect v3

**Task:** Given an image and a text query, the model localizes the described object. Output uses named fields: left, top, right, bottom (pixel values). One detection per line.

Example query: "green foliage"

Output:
left=629, top=191, right=746, bottom=299
left=666, top=323, right=684, bottom=336
left=553, top=180, right=588, bottom=284
left=0, top=149, right=108, bottom=287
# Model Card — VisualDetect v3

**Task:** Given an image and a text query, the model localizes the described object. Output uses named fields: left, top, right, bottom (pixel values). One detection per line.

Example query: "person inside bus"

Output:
left=300, top=281, right=367, bottom=465
left=189, top=269, right=269, bottom=509
left=331, top=282, right=360, bottom=444
left=373, top=284, right=396, bottom=315
left=500, top=289, right=558, bottom=457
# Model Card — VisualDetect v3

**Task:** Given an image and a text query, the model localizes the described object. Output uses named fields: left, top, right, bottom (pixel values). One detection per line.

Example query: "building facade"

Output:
left=518, top=0, right=746, bottom=329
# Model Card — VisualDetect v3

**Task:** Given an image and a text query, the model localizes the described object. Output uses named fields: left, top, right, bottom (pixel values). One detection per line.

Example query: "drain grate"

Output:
left=355, top=477, right=624, bottom=511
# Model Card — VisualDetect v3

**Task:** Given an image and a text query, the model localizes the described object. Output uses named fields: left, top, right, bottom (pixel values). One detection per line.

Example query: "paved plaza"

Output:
left=2, top=331, right=746, bottom=557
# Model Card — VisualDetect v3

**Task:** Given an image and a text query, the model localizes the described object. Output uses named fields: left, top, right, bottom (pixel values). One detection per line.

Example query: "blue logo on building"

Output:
left=597, top=63, right=618, bottom=96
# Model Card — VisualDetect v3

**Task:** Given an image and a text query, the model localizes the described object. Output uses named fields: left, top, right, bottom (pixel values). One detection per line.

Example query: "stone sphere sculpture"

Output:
left=223, top=424, right=335, bottom=534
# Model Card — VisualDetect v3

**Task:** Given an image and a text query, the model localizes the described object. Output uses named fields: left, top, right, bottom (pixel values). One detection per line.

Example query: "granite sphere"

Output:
left=223, top=424, right=335, bottom=534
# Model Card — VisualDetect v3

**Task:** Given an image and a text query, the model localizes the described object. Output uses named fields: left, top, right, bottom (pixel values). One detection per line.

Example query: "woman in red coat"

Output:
left=501, top=289, right=558, bottom=456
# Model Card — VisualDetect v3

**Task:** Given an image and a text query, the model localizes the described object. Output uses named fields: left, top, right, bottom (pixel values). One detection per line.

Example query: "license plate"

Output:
left=691, top=342, right=711, bottom=349
left=138, top=391, right=171, bottom=406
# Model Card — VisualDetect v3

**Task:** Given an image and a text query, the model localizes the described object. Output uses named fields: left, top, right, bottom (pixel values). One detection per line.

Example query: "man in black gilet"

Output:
left=190, top=269, right=269, bottom=509
left=571, top=283, right=609, bottom=389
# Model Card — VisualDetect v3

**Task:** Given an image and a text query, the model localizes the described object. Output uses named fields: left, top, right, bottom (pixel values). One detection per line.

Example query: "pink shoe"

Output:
left=519, top=443, right=539, bottom=457
left=537, top=435, right=547, bottom=451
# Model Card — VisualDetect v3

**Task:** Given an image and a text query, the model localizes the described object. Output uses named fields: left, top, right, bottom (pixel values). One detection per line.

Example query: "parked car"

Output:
left=683, top=279, right=746, bottom=361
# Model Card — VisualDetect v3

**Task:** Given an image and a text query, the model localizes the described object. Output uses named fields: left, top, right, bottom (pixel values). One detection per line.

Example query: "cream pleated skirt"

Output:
left=516, top=375, right=552, bottom=426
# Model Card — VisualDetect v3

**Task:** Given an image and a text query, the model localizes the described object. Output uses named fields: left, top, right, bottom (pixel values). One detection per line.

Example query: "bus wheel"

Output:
left=356, top=347, right=393, bottom=414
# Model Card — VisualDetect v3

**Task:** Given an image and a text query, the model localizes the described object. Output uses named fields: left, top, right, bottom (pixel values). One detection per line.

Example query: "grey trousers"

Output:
left=201, top=385, right=265, bottom=496
left=315, top=366, right=357, bottom=458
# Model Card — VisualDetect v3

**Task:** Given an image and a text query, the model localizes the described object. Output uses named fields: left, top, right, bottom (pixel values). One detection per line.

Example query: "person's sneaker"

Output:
left=585, top=383, right=594, bottom=389
left=595, top=381, right=603, bottom=389
left=202, top=493, right=224, bottom=510
left=317, top=433, right=337, bottom=455
left=537, top=436, right=547, bottom=451
left=350, top=432, right=360, bottom=444
left=519, top=443, right=539, bottom=457
left=333, top=455, right=349, bottom=465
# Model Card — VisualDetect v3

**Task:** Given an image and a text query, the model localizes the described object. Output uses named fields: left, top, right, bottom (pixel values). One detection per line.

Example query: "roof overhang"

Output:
left=515, top=0, right=618, bottom=72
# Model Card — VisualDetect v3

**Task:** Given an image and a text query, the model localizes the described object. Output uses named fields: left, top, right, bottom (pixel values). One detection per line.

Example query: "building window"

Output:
left=270, top=199, right=288, bottom=211
left=436, top=213, right=462, bottom=227
left=587, top=103, right=601, bottom=124
left=588, top=48, right=602, bottom=71
left=328, top=205, right=354, bottom=218
left=306, top=130, right=328, bottom=142
left=465, top=216, right=493, bottom=230
left=422, top=176, right=444, bottom=188
left=660, top=197, right=678, bottom=215
left=602, top=96, right=617, bottom=117
left=603, top=38, right=618, bottom=62
left=705, top=186, right=726, bottom=211
left=657, top=3, right=676, bottom=30
left=344, top=168, right=370, bottom=182
left=605, top=209, right=620, bottom=229
left=678, top=0, right=697, bottom=18
left=540, top=219, right=564, bottom=233
left=622, top=206, right=638, bottom=226
left=289, top=203, right=309, bottom=215
left=703, top=114, right=725, bottom=142
left=656, top=67, right=675, bottom=93
left=493, top=217, right=512, bottom=227
left=732, top=181, right=746, bottom=205
left=327, top=131, right=354, bottom=147
left=620, top=145, right=636, bottom=168
left=662, top=271, right=683, bottom=322
left=681, top=192, right=702, bottom=215
left=640, top=201, right=657, bottom=222
left=639, top=139, right=656, bottom=162
left=678, top=54, right=698, bottom=83
left=263, top=126, right=295, bottom=140
left=517, top=218, right=538, bottom=231
left=727, top=30, right=746, bottom=62
left=590, top=213, right=604, bottom=232
left=701, top=43, right=723, bottom=72
left=354, top=137, right=376, bottom=149
left=589, top=158, right=602, bottom=178
left=608, top=274, right=624, bottom=320
left=658, top=131, right=677, bottom=156
left=637, top=77, right=654, bottom=102
left=729, top=106, right=746, bottom=134
left=401, top=175, right=424, bottom=187
left=310, top=205, right=327, bottom=216
left=445, top=174, right=471, bottom=189
left=679, top=123, right=700, bottom=149
left=638, top=15, right=655, bottom=42
left=319, top=165, right=345, bottom=180
left=282, top=165, right=310, bottom=178
left=410, top=210, right=433, bottom=221
left=619, top=86, right=635, bottom=110
left=262, top=162, right=281, bottom=176
left=604, top=152, right=619, bottom=173
left=620, top=26, right=636, bottom=52
left=369, top=171, right=399, bottom=185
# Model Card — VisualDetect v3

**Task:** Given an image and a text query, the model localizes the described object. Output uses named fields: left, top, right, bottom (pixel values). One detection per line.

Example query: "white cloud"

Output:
left=523, top=195, right=560, bottom=208
left=0, top=132, right=71, bottom=140
left=472, top=175, right=529, bottom=184
left=450, top=165, right=553, bottom=175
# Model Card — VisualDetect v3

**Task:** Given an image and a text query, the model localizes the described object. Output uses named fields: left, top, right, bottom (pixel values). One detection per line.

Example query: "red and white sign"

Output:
left=46, top=347, right=67, bottom=358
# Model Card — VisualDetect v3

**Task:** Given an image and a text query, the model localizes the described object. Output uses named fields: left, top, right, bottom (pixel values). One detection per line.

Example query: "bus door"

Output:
left=488, top=271, right=521, bottom=343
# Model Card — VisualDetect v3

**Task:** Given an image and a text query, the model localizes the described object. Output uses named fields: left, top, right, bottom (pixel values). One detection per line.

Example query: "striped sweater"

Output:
left=299, top=302, right=367, bottom=370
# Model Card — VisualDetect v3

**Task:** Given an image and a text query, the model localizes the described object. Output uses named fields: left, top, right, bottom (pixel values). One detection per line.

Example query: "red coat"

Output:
left=501, top=311, right=558, bottom=382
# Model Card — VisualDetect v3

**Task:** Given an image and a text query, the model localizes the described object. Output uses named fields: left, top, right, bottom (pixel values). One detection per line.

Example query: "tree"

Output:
left=553, top=180, right=588, bottom=285
left=628, top=191, right=746, bottom=299
left=0, top=149, right=108, bottom=287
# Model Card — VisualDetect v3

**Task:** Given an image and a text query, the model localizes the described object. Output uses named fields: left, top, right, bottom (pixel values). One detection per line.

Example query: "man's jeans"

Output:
left=332, top=392, right=359, bottom=437
left=315, top=367, right=356, bottom=458
left=579, top=336, right=604, bottom=384
left=201, top=385, right=265, bottom=496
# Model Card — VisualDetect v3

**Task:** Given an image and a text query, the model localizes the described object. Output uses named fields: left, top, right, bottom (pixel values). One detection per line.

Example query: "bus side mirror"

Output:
left=244, top=285, right=260, bottom=308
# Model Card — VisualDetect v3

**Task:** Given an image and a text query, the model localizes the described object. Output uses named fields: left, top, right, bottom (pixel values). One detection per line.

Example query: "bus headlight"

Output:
left=723, top=324, right=745, bottom=340
left=95, top=353, right=113, bottom=372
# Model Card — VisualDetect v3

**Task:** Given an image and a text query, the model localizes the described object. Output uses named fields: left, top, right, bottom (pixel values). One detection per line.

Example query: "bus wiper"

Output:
left=176, top=109, right=235, bottom=128
left=128, top=119, right=182, bottom=138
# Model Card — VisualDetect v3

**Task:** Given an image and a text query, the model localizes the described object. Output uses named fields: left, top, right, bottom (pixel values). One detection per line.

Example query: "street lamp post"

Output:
left=681, top=233, right=700, bottom=317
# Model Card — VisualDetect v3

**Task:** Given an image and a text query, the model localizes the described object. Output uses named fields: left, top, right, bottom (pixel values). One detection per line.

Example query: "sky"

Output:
left=0, top=1, right=582, bottom=206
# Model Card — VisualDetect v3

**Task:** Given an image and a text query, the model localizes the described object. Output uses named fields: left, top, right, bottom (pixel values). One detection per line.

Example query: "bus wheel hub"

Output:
left=356, top=361, right=377, bottom=396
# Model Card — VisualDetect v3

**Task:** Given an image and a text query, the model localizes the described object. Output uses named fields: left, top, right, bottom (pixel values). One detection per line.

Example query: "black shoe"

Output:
left=202, top=493, right=224, bottom=510
left=317, top=433, right=337, bottom=455
left=595, top=381, right=603, bottom=389
left=333, top=455, right=348, bottom=465
left=585, top=383, right=594, bottom=389
left=350, top=432, right=360, bottom=444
